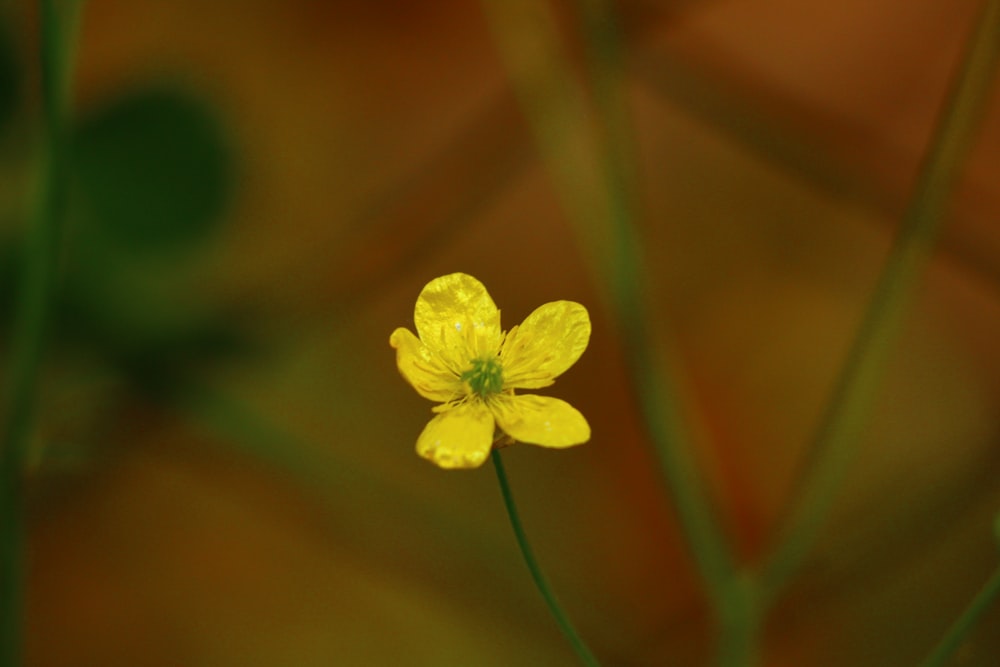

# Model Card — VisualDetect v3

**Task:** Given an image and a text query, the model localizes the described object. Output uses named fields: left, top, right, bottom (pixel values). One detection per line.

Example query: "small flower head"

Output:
left=390, top=272, right=591, bottom=469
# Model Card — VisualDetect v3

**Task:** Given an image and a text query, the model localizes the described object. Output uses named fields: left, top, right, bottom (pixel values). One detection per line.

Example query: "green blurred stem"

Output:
left=481, top=0, right=737, bottom=618
left=919, top=564, right=1000, bottom=667
left=491, top=449, right=601, bottom=667
left=573, top=0, right=737, bottom=611
left=762, top=0, right=1000, bottom=598
left=716, top=575, right=763, bottom=667
left=0, top=2, right=79, bottom=665
left=573, top=6, right=759, bottom=665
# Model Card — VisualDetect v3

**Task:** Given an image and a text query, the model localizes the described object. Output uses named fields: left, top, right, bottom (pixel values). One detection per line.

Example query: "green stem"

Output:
left=715, top=574, right=763, bottom=667
left=573, top=5, right=751, bottom=663
left=593, top=0, right=737, bottom=600
left=481, top=0, right=737, bottom=612
left=919, top=564, right=1000, bottom=667
left=491, top=449, right=600, bottom=667
left=762, top=0, right=1000, bottom=598
left=0, top=2, right=79, bottom=665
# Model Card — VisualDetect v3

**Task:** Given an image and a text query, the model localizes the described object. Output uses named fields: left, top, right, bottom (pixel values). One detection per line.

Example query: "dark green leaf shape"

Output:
left=0, top=232, right=19, bottom=328
left=0, top=22, right=18, bottom=133
left=73, top=86, right=231, bottom=252
left=57, top=273, right=254, bottom=395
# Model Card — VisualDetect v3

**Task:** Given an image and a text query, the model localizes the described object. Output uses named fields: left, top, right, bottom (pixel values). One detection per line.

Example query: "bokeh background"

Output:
left=2, top=0, right=1000, bottom=665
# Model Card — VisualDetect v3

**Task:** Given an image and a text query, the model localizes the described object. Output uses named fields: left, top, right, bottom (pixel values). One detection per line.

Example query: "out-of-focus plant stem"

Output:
left=0, top=2, right=80, bottom=665
left=481, top=0, right=748, bottom=662
left=491, top=450, right=601, bottom=667
left=571, top=3, right=758, bottom=664
left=918, top=563, right=1000, bottom=667
left=715, top=574, right=762, bottom=667
left=761, top=0, right=1000, bottom=599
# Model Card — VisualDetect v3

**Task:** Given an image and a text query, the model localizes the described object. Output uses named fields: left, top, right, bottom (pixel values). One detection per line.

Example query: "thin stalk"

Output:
left=480, top=0, right=736, bottom=615
left=918, top=564, right=1000, bottom=667
left=762, top=0, right=1000, bottom=598
left=573, top=5, right=760, bottom=665
left=0, top=2, right=80, bottom=665
left=491, top=449, right=600, bottom=667
left=573, top=0, right=738, bottom=615
left=714, top=573, right=763, bottom=667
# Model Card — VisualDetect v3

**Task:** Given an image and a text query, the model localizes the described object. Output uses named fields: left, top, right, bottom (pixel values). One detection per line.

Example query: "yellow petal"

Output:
left=501, top=300, right=590, bottom=389
left=416, top=401, right=496, bottom=469
left=390, top=327, right=463, bottom=402
left=491, top=394, right=590, bottom=448
left=414, top=273, right=503, bottom=368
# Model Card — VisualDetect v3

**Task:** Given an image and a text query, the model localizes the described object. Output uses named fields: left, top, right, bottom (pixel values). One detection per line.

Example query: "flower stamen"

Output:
left=461, top=357, right=504, bottom=398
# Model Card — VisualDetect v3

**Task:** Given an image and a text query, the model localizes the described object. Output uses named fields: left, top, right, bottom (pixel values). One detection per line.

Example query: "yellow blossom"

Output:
left=390, top=273, right=591, bottom=469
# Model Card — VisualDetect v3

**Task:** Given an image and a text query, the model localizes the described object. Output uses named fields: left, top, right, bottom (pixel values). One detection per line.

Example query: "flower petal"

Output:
left=416, top=401, right=496, bottom=469
left=491, top=394, right=590, bottom=448
left=501, top=300, right=590, bottom=389
left=414, top=273, right=503, bottom=369
left=390, top=327, right=463, bottom=403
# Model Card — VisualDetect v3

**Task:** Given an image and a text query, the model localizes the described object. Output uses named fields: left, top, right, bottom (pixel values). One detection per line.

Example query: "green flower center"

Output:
left=461, top=357, right=504, bottom=398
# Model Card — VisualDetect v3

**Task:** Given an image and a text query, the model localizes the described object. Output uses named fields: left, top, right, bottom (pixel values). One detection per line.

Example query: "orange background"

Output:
left=10, top=0, right=1000, bottom=665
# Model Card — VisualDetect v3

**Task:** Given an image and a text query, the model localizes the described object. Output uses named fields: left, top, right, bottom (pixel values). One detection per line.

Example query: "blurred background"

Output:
left=2, top=0, right=1000, bottom=664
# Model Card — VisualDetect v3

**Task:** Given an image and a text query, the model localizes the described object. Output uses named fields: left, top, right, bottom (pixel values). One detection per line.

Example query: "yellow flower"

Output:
left=390, top=273, right=591, bottom=469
